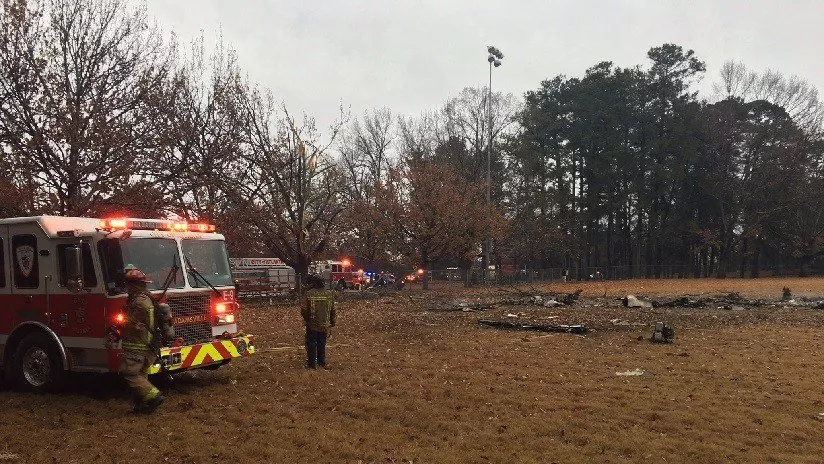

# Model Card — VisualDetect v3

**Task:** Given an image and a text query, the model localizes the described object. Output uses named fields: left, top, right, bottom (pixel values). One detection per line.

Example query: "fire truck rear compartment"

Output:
left=166, top=294, right=213, bottom=345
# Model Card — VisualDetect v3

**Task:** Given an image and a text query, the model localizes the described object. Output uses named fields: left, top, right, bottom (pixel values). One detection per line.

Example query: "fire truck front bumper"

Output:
left=148, top=335, right=256, bottom=375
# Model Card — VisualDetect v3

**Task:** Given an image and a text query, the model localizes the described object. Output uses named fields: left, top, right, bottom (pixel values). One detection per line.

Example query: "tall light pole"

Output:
left=485, top=46, right=503, bottom=284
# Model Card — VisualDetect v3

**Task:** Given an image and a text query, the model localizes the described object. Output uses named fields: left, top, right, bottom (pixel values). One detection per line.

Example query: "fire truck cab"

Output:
left=0, top=216, right=255, bottom=392
left=310, top=259, right=365, bottom=290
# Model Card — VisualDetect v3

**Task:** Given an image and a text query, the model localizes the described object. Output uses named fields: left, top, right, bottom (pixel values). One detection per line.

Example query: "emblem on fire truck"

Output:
left=16, top=245, right=35, bottom=277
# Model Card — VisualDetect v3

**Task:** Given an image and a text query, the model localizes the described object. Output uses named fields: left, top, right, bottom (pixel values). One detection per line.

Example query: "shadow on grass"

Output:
left=0, top=367, right=231, bottom=400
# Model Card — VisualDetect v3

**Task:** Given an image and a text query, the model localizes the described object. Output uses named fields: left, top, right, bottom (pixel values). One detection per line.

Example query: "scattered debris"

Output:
left=506, top=313, right=519, bottom=318
left=623, top=295, right=653, bottom=308
left=782, top=287, right=793, bottom=301
left=478, top=319, right=587, bottom=334
left=650, top=322, right=675, bottom=343
left=561, top=289, right=583, bottom=305
left=609, top=318, right=644, bottom=326
left=654, top=296, right=706, bottom=308
left=816, top=412, right=824, bottom=422
left=724, top=305, right=745, bottom=311
left=0, top=453, right=19, bottom=461
left=616, top=369, right=651, bottom=377
left=436, top=290, right=581, bottom=311
left=434, top=300, right=496, bottom=312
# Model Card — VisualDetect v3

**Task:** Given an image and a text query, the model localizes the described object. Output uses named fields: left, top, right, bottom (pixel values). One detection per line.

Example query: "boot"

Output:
left=141, top=394, right=166, bottom=414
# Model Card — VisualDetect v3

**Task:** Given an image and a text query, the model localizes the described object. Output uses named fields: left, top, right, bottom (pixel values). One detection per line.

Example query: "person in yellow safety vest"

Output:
left=120, top=267, right=165, bottom=413
left=301, top=274, right=336, bottom=369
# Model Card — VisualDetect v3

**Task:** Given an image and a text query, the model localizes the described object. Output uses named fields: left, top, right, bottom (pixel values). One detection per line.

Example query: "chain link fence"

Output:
left=406, top=265, right=810, bottom=287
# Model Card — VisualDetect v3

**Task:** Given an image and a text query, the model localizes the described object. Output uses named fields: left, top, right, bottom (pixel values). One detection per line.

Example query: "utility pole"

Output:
left=485, top=46, right=503, bottom=284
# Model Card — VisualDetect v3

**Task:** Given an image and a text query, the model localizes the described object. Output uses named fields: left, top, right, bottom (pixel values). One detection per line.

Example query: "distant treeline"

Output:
left=503, top=51, right=824, bottom=277
left=1, top=0, right=822, bottom=277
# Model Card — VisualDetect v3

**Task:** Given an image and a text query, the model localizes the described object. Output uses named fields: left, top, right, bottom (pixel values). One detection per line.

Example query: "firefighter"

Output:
left=301, top=274, right=336, bottom=369
left=120, top=267, right=166, bottom=413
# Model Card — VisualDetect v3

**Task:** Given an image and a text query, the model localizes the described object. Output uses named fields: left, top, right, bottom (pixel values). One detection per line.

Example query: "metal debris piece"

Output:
left=651, top=322, right=675, bottom=343
left=623, top=295, right=653, bottom=308
left=616, top=369, right=650, bottom=377
left=478, top=319, right=587, bottom=334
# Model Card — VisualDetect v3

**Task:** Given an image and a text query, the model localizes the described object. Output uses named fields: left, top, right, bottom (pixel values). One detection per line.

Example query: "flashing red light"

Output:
left=114, top=313, right=125, bottom=324
left=417, top=268, right=425, bottom=275
left=214, top=302, right=235, bottom=325
left=192, top=223, right=216, bottom=232
left=98, top=218, right=215, bottom=233
left=341, top=258, right=352, bottom=267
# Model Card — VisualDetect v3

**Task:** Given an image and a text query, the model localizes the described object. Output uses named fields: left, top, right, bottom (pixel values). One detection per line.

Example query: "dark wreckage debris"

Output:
left=478, top=318, right=587, bottom=334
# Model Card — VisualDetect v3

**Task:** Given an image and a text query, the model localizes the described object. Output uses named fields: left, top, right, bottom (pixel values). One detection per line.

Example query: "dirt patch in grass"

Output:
left=1, top=278, right=824, bottom=463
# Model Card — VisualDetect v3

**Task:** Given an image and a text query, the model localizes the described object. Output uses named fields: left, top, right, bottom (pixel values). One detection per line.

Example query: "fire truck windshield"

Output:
left=98, top=238, right=185, bottom=294
left=181, top=239, right=233, bottom=287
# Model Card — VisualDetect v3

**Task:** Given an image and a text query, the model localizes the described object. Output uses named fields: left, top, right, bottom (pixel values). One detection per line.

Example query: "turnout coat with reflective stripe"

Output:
left=122, top=292, right=154, bottom=352
left=301, top=290, right=336, bottom=332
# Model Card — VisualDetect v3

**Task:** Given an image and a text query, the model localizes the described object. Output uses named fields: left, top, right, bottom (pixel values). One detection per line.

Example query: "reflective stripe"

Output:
left=148, top=298, right=155, bottom=332
left=144, top=386, right=159, bottom=401
left=309, top=296, right=333, bottom=328
left=147, top=336, right=255, bottom=375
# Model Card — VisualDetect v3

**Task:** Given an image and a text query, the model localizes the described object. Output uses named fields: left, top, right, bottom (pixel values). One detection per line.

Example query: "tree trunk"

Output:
left=421, top=251, right=430, bottom=290
left=739, top=237, right=749, bottom=278
left=749, top=237, right=761, bottom=278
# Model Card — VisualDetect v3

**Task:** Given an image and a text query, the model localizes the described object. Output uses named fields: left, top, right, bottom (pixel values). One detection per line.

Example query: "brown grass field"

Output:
left=2, top=277, right=824, bottom=463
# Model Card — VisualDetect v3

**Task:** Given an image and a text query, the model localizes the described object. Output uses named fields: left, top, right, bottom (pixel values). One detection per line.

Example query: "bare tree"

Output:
left=338, top=108, right=394, bottom=202
left=228, top=88, right=346, bottom=281
left=0, top=0, right=172, bottom=216
left=149, top=36, right=248, bottom=220
left=397, top=111, right=442, bottom=161
left=440, top=87, right=520, bottom=182
left=714, top=60, right=824, bottom=135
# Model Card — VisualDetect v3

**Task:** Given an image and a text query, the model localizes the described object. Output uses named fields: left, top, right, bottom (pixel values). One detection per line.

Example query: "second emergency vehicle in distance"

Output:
left=229, top=257, right=296, bottom=298
left=0, top=216, right=255, bottom=392
left=309, top=259, right=366, bottom=290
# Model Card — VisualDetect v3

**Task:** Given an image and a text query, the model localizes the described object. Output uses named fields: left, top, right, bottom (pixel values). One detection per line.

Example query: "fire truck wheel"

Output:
left=11, top=332, right=65, bottom=393
left=337, top=279, right=347, bottom=290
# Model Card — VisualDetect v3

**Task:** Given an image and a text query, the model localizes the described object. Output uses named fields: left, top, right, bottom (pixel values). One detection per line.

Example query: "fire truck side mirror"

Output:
left=64, top=245, right=84, bottom=292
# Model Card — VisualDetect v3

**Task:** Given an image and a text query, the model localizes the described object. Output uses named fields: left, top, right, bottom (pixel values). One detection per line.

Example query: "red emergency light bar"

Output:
left=99, top=218, right=216, bottom=233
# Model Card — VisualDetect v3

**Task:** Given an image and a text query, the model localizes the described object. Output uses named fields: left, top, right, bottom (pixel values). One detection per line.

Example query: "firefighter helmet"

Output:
left=124, top=268, right=152, bottom=283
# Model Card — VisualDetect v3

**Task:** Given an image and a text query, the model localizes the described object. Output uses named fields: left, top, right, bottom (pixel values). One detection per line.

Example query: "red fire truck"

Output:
left=0, top=216, right=255, bottom=392
left=309, top=259, right=366, bottom=290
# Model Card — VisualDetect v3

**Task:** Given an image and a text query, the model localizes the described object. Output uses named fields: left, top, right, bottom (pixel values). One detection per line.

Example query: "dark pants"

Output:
left=305, top=329, right=328, bottom=368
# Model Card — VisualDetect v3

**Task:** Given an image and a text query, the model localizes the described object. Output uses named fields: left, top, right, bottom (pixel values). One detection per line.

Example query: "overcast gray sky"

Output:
left=142, top=0, right=824, bottom=132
